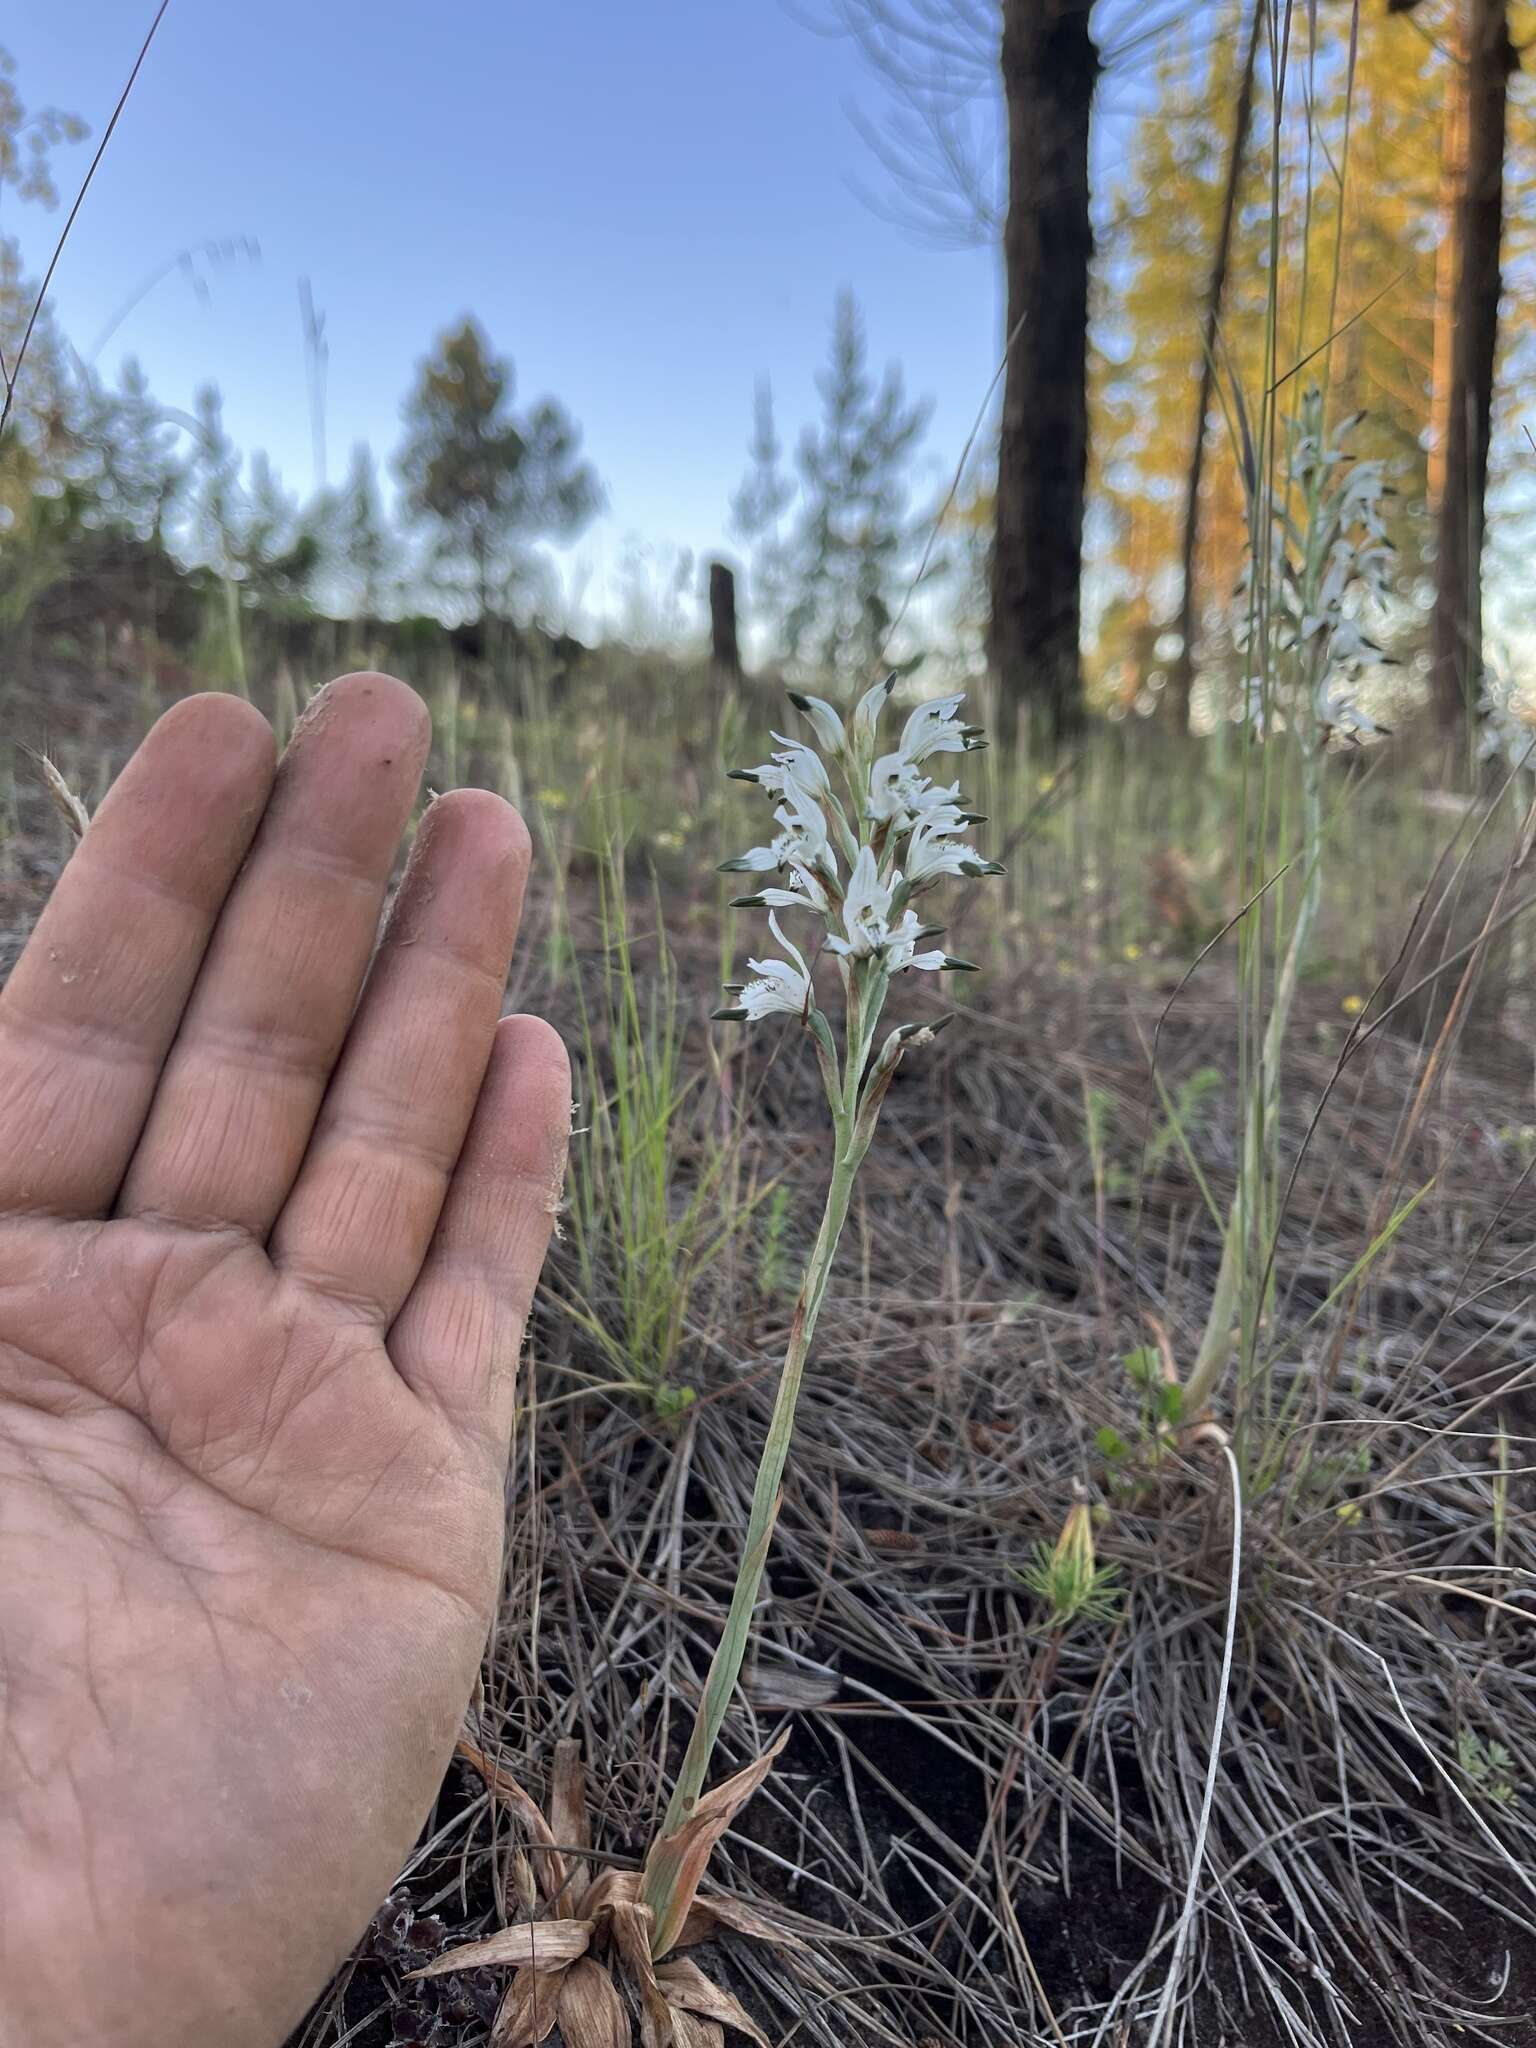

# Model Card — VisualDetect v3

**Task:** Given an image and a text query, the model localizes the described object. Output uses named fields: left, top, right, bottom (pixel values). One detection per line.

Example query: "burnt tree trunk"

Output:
left=1426, top=2, right=1469, bottom=517
left=1169, top=0, right=1263, bottom=729
left=708, top=560, right=742, bottom=677
left=988, top=0, right=1098, bottom=741
left=1432, top=0, right=1517, bottom=729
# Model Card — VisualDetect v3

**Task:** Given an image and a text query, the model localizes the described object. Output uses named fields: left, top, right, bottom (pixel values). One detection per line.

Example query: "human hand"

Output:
left=0, top=674, right=569, bottom=2047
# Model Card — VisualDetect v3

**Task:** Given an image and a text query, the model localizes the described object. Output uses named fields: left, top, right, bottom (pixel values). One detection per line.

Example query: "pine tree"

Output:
left=781, top=292, right=932, bottom=689
left=395, top=319, right=601, bottom=623
left=337, top=442, right=393, bottom=618
left=183, top=385, right=245, bottom=578
left=92, top=359, right=182, bottom=545
left=729, top=377, right=795, bottom=649
left=242, top=453, right=318, bottom=612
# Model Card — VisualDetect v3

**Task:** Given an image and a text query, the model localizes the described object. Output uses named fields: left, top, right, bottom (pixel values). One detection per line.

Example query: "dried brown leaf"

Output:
left=689, top=1729, right=791, bottom=1828
left=506, top=1847, right=539, bottom=1918
left=556, top=1957, right=630, bottom=2048
left=406, top=1918, right=591, bottom=1980
left=676, top=1891, right=811, bottom=1956
left=492, top=1964, right=568, bottom=2047
left=455, top=1738, right=568, bottom=1906
left=609, top=1899, right=673, bottom=2048
left=672, top=2017, right=724, bottom=2048
left=582, top=1867, right=641, bottom=1922
left=658, top=1956, right=771, bottom=2045
left=642, top=1731, right=789, bottom=1960
left=550, top=1738, right=593, bottom=1913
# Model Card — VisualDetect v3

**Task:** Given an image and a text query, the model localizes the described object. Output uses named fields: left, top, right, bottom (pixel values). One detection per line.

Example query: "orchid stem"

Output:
left=647, top=1082, right=868, bottom=1861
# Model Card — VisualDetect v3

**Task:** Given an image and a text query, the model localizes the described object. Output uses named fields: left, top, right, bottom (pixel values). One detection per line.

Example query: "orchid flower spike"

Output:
left=716, top=675, right=1002, bottom=1035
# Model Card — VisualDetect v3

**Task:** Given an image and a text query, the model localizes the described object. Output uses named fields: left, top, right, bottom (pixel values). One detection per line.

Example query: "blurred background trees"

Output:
left=395, top=319, right=602, bottom=626
left=0, top=9, right=1533, bottom=745
left=739, top=292, right=933, bottom=686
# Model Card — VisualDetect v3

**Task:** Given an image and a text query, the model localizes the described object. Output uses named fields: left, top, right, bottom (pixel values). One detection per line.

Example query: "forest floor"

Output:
left=6, top=659, right=1536, bottom=2048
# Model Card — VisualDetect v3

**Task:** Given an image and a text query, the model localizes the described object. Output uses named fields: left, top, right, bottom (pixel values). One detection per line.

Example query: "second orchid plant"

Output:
left=639, top=675, right=1002, bottom=1945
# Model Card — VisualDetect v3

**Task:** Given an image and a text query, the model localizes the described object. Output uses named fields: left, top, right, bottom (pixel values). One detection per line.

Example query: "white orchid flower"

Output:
left=721, top=784, right=835, bottom=878
left=849, top=674, right=897, bottom=754
left=909, top=794, right=977, bottom=838
left=773, top=738, right=833, bottom=798
left=1312, top=544, right=1352, bottom=625
left=868, top=753, right=963, bottom=830
left=787, top=675, right=895, bottom=762
left=786, top=692, right=848, bottom=757
left=898, top=692, right=964, bottom=759
left=1325, top=618, right=1376, bottom=669
left=885, top=910, right=949, bottom=973
left=739, top=962, right=811, bottom=1022
left=735, top=739, right=832, bottom=803
left=733, top=861, right=831, bottom=916
left=714, top=914, right=814, bottom=1023
left=897, top=693, right=983, bottom=765
left=905, top=815, right=993, bottom=886
left=822, top=848, right=985, bottom=966
left=775, top=788, right=834, bottom=871
left=721, top=841, right=783, bottom=875
left=824, top=846, right=896, bottom=959
left=884, top=908, right=976, bottom=975
left=1316, top=675, right=1381, bottom=738
left=867, top=752, right=925, bottom=825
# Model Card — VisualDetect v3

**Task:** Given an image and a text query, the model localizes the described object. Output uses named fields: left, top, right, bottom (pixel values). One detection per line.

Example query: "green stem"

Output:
left=648, top=1116, right=863, bottom=1852
left=222, top=575, right=248, bottom=699
left=1184, top=740, right=1323, bottom=1420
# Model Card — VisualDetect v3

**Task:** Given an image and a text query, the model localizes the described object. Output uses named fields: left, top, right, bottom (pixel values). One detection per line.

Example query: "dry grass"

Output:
left=287, top=883, right=1536, bottom=2048
left=7, top=657, right=1535, bottom=2047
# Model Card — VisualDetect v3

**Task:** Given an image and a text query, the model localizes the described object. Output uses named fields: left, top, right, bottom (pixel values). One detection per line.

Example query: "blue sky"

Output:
left=6, top=0, right=1018, bottom=627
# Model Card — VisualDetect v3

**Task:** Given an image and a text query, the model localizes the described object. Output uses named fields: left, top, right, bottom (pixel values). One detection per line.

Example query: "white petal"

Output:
left=746, top=957, right=804, bottom=990
left=850, top=675, right=896, bottom=749
left=899, top=693, right=966, bottom=763
left=768, top=738, right=832, bottom=798
left=868, top=752, right=920, bottom=822
left=793, top=695, right=847, bottom=756
left=767, top=910, right=812, bottom=981
left=910, top=779, right=962, bottom=816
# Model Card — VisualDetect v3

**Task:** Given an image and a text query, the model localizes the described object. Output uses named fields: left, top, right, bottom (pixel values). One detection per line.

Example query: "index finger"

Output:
left=0, top=695, right=276, bottom=1218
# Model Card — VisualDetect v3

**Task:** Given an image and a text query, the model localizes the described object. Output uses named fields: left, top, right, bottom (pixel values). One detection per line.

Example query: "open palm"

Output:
left=0, top=676, right=570, bottom=2048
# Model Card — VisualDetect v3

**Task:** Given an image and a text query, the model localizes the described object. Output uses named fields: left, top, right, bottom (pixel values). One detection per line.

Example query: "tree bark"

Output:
left=1168, top=0, right=1263, bottom=729
left=1426, top=4, right=1469, bottom=518
left=988, top=0, right=1098, bottom=742
left=708, top=559, right=742, bottom=677
left=1432, top=0, right=1516, bottom=729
